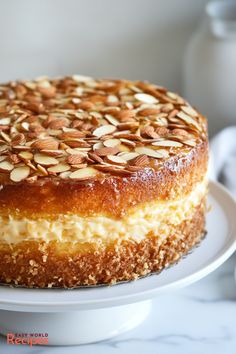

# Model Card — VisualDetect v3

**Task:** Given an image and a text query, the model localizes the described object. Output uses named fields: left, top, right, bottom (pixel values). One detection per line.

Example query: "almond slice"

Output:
left=119, top=152, right=139, bottom=161
left=93, top=124, right=116, bottom=138
left=106, top=155, right=127, bottom=166
left=0, top=160, right=14, bottom=172
left=72, top=75, right=93, bottom=82
left=69, top=167, right=97, bottom=180
left=34, top=153, right=59, bottom=166
left=103, top=139, right=121, bottom=148
left=31, top=138, right=59, bottom=150
left=10, top=166, right=30, bottom=182
left=66, top=154, right=84, bottom=165
left=134, top=93, right=159, bottom=104
left=48, top=163, right=71, bottom=173
left=104, top=114, right=119, bottom=126
left=18, top=151, right=33, bottom=160
left=177, top=111, right=201, bottom=130
left=152, top=140, right=183, bottom=147
left=135, top=146, right=164, bottom=158
left=0, top=117, right=10, bottom=125
left=182, top=139, right=197, bottom=147
left=94, top=146, right=119, bottom=156
left=181, top=105, right=198, bottom=117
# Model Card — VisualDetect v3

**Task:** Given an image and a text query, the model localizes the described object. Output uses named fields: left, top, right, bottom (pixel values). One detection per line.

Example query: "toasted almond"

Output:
left=129, top=154, right=149, bottom=166
left=59, top=171, right=71, bottom=179
left=171, top=128, right=189, bottom=137
left=10, top=166, right=30, bottom=182
left=66, top=154, right=85, bottom=165
left=31, top=138, right=59, bottom=150
left=138, top=108, right=160, bottom=116
left=119, top=152, right=139, bottom=161
left=18, top=151, right=33, bottom=160
left=48, top=118, right=70, bottom=130
left=141, top=126, right=159, bottom=139
left=0, top=160, right=14, bottom=171
left=1, top=131, right=11, bottom=142
left=177, top=111, right=200, bottom=130
left=11, top=133, right=26, bottom=146
left=93, top=124, right=116, bottom=137
left=94, top=146, right=119, bottom=156
left=0, top=117, right=10, bottom=125
left=69, top=167, right=97, bottom=180
left=134, top=93, right=159, bottom=104
left=37, top=164, right=48, bottom=176
left=48, top=163, right=71, bottom=173
left=120, top=138, right=136, bottom=148
left=71, top=163, right=88, bottom=169
left=72, top=75, right=93, bottom=82
left=135, top=146, right=164, bottom=158
left=105, top=155, right=127, bottom=166
left=116, top=110, right=136, bottom=121
left=182, top=139, right=197, bottom=147
left=104, top=114, right=119, bottom=126
left=0, top=144, right=8, bottom=153
left=103, top=139, right=120, bottom=148
left=34, top=153, right=59, bottom=166
left=181, top=105, right=198, bottom=117
left=60, top=131, right=85, bottom=139
left=152, top=140, right=183, bottom=147
left=117, top=122, right=139, bottom=130
left=87, top=152, right=103, bottom=163
left=40, top=149, right=66, bottom=157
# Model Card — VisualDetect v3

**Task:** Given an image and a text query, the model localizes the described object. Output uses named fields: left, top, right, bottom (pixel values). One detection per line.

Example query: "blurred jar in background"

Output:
left=184, top=1, right=236, bottom=137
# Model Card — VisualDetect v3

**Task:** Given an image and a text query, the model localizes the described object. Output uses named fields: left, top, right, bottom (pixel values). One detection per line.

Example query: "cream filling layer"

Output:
left=0, top=178, right=207, bottom=244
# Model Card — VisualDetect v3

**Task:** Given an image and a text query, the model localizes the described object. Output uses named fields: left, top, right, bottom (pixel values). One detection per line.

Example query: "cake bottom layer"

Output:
left=0, top=200, right=206, bottom=288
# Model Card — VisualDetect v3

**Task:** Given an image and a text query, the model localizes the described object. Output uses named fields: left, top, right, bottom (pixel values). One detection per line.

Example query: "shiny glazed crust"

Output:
left=0, top=200, right=206, bottom=288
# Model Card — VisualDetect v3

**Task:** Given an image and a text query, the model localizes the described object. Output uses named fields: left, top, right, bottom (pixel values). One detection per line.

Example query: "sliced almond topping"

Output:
left=182, top=139, right=197, bottom=147
left=104, top=114, right=119, bottom=126
left=40, top=149, right=66, bottom=157
left=31, top=138, right=59, bottom=150
left=138, top=108, right=160, bottom=116
left=10, top=166, right=30, bottom=182
left=103, top=139, right=120, bottom=148
left=105, top=155, right=127, bottom=166
left=93, top=124, right=116, bottom=138
left=18, top=151, right=33, bottom=160
left=135, top=146, right=164, bottom=158
left=120, top=138, right=136, bottom=148
left=181, top=105, right=198, bottom=117
left=87, top=152, right=103, bottom=163
left=34, top=153, right=59, bottom=166
left=129, top=154, right=149, bottom=166
left=37, top=164, right=48, bottom=176
left=94, top=146, right=119, bottom=156
left=152, top=140, right=183, bottom=147
left=69, top=167, right=97, bottom=180
left=0, top=117, right=10, bottom=125
left=11, top=133, right=26, bottom=146
left=119, top=152, right=139, bottom=161
left=0, top=160, right=14, bottom=172
left=66, top=154, right=84, bottom=165
left=48, top=163, right=71, bottom=173
left=134, top=93, right=159, bottom=104
left=72, top=75, right=93, bottom=82
left=177, top=111, right=200, bottom=130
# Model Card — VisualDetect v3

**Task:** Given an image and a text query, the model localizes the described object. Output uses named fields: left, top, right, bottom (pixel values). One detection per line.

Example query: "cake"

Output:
left=0, top=75, right=208, bottom=288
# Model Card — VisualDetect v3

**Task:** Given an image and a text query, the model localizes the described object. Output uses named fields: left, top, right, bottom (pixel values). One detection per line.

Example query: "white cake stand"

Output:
left=0, top=181, right=236, bottom=345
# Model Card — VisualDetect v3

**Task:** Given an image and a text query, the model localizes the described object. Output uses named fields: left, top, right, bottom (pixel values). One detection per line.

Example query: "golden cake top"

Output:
left=0, top=75, right=207, bottom=183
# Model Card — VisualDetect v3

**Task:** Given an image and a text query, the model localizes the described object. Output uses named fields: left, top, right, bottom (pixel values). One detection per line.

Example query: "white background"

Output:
left=0, top=0, right=208, bottom=92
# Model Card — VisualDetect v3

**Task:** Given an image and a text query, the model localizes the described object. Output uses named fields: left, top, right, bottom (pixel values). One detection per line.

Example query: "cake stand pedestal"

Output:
left=0, top=181, right=236, bottom=345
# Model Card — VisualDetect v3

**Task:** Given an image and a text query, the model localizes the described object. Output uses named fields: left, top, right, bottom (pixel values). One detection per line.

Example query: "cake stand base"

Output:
left=0, top=300, right=151, bottom=345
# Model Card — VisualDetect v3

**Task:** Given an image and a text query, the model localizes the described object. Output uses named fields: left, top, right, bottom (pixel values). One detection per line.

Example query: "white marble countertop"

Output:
left=1, top=253, right=236, bottom=354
